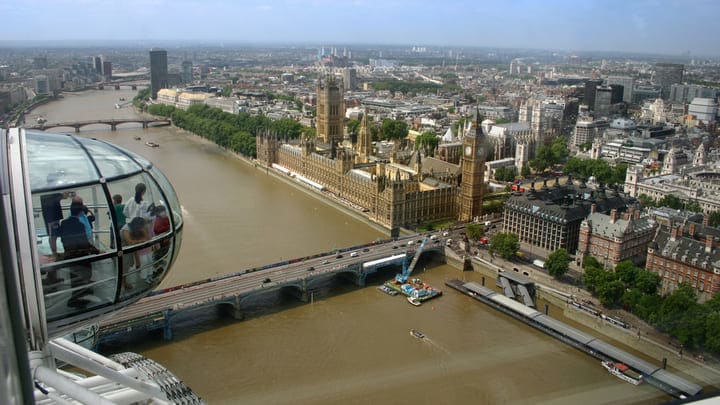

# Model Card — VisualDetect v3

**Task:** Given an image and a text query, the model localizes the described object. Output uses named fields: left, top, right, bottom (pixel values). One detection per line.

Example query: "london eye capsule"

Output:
left=2, top=128, right=183, bottom=339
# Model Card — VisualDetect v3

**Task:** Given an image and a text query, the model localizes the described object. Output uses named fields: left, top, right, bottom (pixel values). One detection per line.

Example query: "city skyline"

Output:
left=1, top=0, right=719, bottom=57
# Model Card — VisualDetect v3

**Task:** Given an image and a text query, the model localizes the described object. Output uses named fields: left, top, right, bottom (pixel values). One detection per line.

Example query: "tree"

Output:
left=685, top=201, right=702, bottom=213
left=381, top=119, right=409, bottom=140
left=597, top=279, right=625, bottom=307
left=614, top=260, right=638, bottom=286
left=610, top=163, right=629, bottom=186
left=656, top=283, right=697, bottom=335
left=638, top=194, right=656, bottom=208
left=710, top=211, right=720, bottom=228
left=346, top=119, right=361, bottom=136
left=634, top=270, right=661, bottom=295
left=415, top=131, right=439, bottom=156
left=520, top=165, right=531, bottom=178
left=466, top=224, right=485, bottom=241
left=550, top=137, right=569, bottom=164
left=493, top=166, right=516, bottom=182
left=490, top=232, right=520, bottom=260
left=657, top=194, right=683, bottom=210
left=222, top=85, right=233, bottom=97
left=546, top=248, right=570, bottom=279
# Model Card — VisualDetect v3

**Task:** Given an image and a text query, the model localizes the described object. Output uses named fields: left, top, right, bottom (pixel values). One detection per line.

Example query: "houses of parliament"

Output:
left=256, top=76, right=487, bottom=232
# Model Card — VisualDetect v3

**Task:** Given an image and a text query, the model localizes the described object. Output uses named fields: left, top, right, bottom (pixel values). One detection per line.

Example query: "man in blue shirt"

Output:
left=69, top=196, right=95, bottom=242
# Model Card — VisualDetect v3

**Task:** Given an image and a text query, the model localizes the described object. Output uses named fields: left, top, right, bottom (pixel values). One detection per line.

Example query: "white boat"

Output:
left=407, top=297, right=421, bottom=306
left=145, top=142, right=160, bottom=148
left=410, top=329, right=425, bottom=339
left=602, top=361, right=643, bottom=385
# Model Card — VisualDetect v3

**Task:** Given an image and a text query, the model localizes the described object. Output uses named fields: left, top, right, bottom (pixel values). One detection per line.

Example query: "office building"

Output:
left=182, top=60, right=193, bottom=84
left=102, top=61, right=112, bottom=80
left=503, top=182, right=629, bottom=254
left=688, top=98, right=718, bottom=124
left=93, top=56, right=102, bottom=74
left=149, top=49, right=168, bottom=99
left=34, top=75, right=49, bottom=95
left=573, top=118, right=608, bottom=147
left=342, top=68, right=357, bottom=91
left=633, top=84, right=662, bottom=104
left=654, top=63, right=684, bottom=99
left=584, top=79, right=603, bottom=110
left=606, top=76, right=634, bottom=103
left=669, top=84, right=716, bottom=104
left=594, top=85, right=613, bottom=117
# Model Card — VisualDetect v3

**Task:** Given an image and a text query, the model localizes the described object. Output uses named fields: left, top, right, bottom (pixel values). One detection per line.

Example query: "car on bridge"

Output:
left=307, top=266, right=315, bottom=272
left=322, top=260, right=329, bottom=265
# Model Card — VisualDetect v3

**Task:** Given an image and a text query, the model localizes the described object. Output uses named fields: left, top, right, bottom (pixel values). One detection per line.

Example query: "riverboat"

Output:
left=133, top=136, right=141, bottom=141
left=601, top=361, right=643, bottom=385
left=407, top=297, right=422, bottom=306
left=377, top=285, right=398, bottom=296
left=410, top=329, right=425, bottom=339
left=145, top=142, right=160, bottom=148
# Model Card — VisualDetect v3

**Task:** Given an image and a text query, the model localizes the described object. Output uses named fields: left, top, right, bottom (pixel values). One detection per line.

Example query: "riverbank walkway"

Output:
left=447, top=279, right=702, bottom=399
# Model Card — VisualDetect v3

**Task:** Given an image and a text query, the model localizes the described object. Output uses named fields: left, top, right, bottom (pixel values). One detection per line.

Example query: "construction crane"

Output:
left=395, top=237, right=428, bottom=284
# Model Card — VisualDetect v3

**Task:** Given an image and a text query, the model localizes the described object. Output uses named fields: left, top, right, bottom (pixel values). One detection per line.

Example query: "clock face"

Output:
left=465, top=146, right=472, bottom=156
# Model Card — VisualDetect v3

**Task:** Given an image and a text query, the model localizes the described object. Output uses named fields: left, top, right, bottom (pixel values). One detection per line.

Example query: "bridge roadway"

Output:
left=26, top=118, right=171, bottom=132
left=97, top=233, right=447, bottom=342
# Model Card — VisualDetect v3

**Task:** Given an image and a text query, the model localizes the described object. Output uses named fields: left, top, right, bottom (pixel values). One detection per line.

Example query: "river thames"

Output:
left=30, top=89, right=664, bottom=404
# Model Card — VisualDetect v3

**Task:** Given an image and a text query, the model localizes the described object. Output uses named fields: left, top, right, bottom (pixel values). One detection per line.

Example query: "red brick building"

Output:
left=646, top=221, right=720, bottom=303
left=577, top=206, right=656, bottom=268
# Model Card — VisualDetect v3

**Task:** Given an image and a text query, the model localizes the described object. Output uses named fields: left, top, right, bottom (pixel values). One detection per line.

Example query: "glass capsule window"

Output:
left=25, top=131, right=183, bottom=335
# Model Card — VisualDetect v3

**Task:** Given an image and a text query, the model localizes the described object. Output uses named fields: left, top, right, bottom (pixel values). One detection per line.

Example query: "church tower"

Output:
left=459, top=107, right=487, bottom=222
left=356, top=110, right=372, bottom=163
left=316, top=75, right=344, bottom=145
left=662, top=146, right=677, bottom=175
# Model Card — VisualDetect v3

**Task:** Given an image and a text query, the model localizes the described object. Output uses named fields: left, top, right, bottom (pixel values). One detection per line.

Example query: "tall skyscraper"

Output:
left=102, top=61, right=112, bottom=80
left=459, top=108, right=487, bottom=222
left=654, top=63, right=684, bottom=100
left=93, top=56, right=102, bottom=74
left=606, top=76, right=634, bottom=103
left=342, top=68, right=357, bottom=91
left=150, top=49, right=168, bottom=99
left=584, top=79, right=603, bottom=110
left=594, top=86, right=613, bottom=117
left=182, top=60, right=193, bottom=84
left=316, top=75, right=344, bottom=145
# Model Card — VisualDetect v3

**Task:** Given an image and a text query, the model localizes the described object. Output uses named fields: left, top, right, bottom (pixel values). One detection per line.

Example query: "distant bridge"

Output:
left=97, top=233, right=448, bottom=343
left=27, top=118, right=171, bottom=133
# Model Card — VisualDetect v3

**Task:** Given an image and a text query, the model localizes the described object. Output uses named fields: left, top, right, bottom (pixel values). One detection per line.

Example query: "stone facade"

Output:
left=257, top=134, right=458, bottom=230
left=316, top=75, right=344, bottom=145
left=459, top=111, right=488, bottom=222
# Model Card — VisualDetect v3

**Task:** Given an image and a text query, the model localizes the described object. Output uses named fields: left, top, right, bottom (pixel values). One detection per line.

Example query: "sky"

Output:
left=1, top=0, right=719, bottom=57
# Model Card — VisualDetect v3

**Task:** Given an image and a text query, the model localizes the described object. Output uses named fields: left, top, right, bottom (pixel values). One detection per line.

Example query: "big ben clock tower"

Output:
left=459, top=107, right=487, bottom=222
